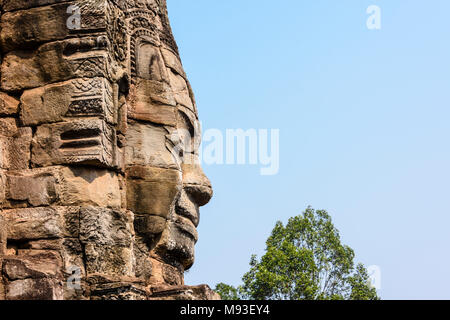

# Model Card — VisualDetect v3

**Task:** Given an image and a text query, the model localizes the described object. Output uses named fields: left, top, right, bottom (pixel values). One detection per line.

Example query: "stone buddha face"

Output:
left=0, top=0, right=212, bottom=297
left=125, top=3, right=212, bottom=277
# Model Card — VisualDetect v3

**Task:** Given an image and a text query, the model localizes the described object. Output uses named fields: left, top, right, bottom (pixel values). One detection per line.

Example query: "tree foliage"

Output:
left=214, top=283, right=241, bottom=300
left=215, top=207, right=379, bottom=300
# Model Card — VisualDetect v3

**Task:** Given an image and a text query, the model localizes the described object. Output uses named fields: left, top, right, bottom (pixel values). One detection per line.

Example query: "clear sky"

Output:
left=168, top=0, right=450, bottom=300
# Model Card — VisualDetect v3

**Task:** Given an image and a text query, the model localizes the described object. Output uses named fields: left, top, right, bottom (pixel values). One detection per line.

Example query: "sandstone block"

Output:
left=6, top=278, right=63, bottom=300
left=5, top=166, right=121, bottom=209
left=1, top=1, right=114, bottom=52
left=148, top=257, right=184, bottom=286
left=0, top=214, right=6, bottom=255
left=160, top=47, right=186, bottom=79
left=24, top=238, right=85, bottom=272
left=134, top=215, right=167, bottom=236
left=20, top=78, right=115, bottom=126
left=0, top=123, right=33, bottom=170
left=128, top=79, right=177, bottom=126
left=168, top=70, right=194, bottom=110
left=59, top=167, right=121, bottom=209
left=0, top=118, right=18, bottom=137
left=60, top=238, right=85, bottom=276
left=0, top=277, right=4, bottom=300
left=126, top=166, right=181, bottom=219
left=149, top=285, right=220, bottom=301
left=83, top=244, right=134, bottom=277
left=90, top=282, right=147, bottom=300
left=0, top=139, right=8, bottom=170
left=80, top=207, right=133, bottom=247
left=0, top=92, right=19, bottom=115
left=3, top=206, right=79, bottom=240
left=2, top=0, right=71, bottom=12
left=31, top=119, right=117, bottom=168
left=26, top=239, right=65, bottom=251
left=0, top=170, right=6, bottom=206
left=1, top=40, right=110, bottom=92
left=2, top=252, right=62, bottom=280
left=1, top=3, right=72, bottom=52
left=80, top=207, right=134, bottom=276
left=133, top=236, right=153, bottom=280
left=6, top=169, right=58, bottom=206
left=0, top=0, right=215, bottom=301
left=125, top=122, right=179, bottom=169
left=9, top=128, right=33, bottom=170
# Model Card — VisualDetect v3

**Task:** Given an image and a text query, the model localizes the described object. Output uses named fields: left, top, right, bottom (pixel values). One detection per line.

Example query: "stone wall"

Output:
left=0, top=0, right=218, bottom=300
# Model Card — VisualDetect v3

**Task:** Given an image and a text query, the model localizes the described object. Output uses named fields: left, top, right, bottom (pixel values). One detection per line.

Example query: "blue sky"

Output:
left=168, top=0, right=450, bottom=300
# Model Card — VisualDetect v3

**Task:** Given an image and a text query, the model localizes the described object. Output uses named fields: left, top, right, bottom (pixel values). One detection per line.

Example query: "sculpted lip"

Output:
left=175, top=193, right=199, bottom=227
left=174, top=214, right=199, bottom=242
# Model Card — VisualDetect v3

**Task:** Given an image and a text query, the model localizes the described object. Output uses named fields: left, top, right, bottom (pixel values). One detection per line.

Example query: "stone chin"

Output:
left=156, top=215, right=199, bottom=270
left=155, top=182, right=211, bottom=270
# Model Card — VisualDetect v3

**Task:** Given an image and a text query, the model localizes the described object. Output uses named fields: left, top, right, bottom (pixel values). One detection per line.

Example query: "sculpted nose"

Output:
left=181, top=163, right=213, bottom=207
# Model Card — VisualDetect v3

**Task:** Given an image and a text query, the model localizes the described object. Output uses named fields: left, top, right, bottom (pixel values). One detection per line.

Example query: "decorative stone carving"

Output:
left=21, top=78, right=115, bottom=126
left=0, top=0, right=216, bottom=300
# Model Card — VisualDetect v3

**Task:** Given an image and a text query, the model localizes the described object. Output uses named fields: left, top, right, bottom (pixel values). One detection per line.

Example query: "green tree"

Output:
left=215, top=207, right=379, bottom=300
left=214, top=283, right=241, bottom=300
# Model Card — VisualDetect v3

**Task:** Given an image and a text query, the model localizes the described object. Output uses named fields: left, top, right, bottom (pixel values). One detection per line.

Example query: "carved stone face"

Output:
left=0, top=0, right=213, bottom=299
left=125, top=2, right=213, bottom=272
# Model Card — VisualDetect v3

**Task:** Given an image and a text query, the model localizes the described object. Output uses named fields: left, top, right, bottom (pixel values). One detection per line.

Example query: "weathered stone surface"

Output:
left=0, top=170, right=6, bottom=206
left=80, top=207, right=133, bottom=247
left=21, top=78, right=115, bottom=126
left=59, top=167, right=121, bottom=209
left=5, top=166, right=121, bottom=208
left=2, top=0, right=70, bottom=12
left=1, top=40, right=110, bottom=92
left=3, top=206, right=79, bottom=240
left=2, top=251, right=62, bottom=280
left=0, top=123, right=33, bottom=170
left=128, top=80, right=177, bottom=126
left=161, top=47, right=186, bottom=79
left=168, top=70, right=195, bottom=110
left=135, top=215, right=167, bottom=236
left=1, top=4, right=72, bottom=52
left=8, top=128, right=33, bottom=170
left=0, top=118, right=18, bottom=137
left=0, top=277, right=4, bottom=300
left=6, top=278, right=63, bottom=300
left=149, top=257, right=184, bottom=286
left=6, top=169, right=58, bottom=206
left=126, top=166, right=181, bottom=219
left=80, top=207, right=134, bottom=276
left=155, top=217, right=199, bottom=270
left=0, top=92, right=19, bottom=115
left=0, top=214, right=6, bottom=255
left=125, top=122, right=178, bottom=169
left=90, top=282, right=147, bottom=300
left=133, top=236, right=153, bottom=281
left=31, top=119, right=116, bottom=168
left=1, top=2, right=111, bottom=52
left=149, top=285, right=220, bottom=300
